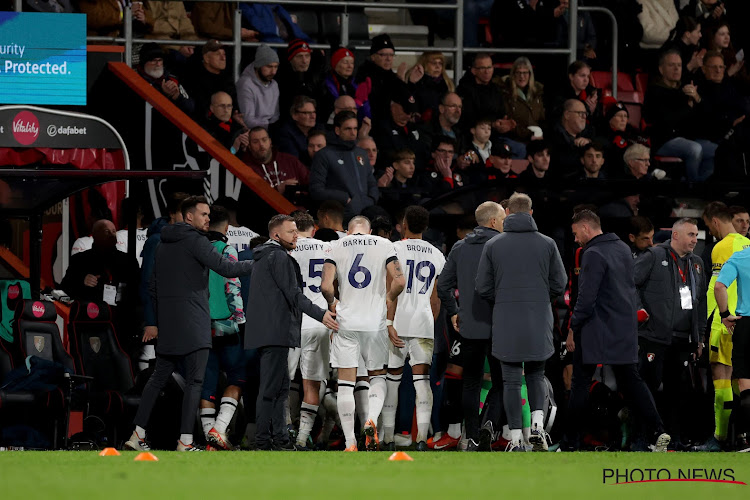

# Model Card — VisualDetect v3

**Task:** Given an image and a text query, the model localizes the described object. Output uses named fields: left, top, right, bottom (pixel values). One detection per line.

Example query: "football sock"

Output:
left=367, top=375, right=387, bottom=424
left=338, top=382, right=357, bottom=448
left=715, top=379, right=733, bottom=440
left=288, top=380, right=302, bottom=426
left=502, top=424, right=511, bottom=441
left=531, top=410, right=544, bottom=431
left=354, top=380, right=370, bottom=429
left=135, top=425, right=147, bottom=440
left=443, top=371, right=463, bottom=430
left=179, top=433, right=193, bottom=446
left=448, top=423, right=462, bottom=440
left=214, top=397, right=238, bottom=434
left=382, top=373, right=402, bottom=444
left=200, top=407, right=216, bottom=438
left=414, top=374, right=433, bottom=443
left=510, top=428, right=523, bottom=444
left=297, top=402, right=318, bottom=447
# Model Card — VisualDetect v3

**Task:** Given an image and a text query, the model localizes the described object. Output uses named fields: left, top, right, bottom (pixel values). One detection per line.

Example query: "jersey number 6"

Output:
left=348, top=253, right=372, bottom=289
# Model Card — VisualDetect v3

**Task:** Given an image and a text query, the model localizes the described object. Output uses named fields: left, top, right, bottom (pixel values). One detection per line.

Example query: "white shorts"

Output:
left=331, top=329, right=388, bottom=372
left=388, top=337, right=434, bottom=369
left=288, top=324, right=330, bottom=382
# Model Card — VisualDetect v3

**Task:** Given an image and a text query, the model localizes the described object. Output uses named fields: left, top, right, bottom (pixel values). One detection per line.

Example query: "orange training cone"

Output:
left=98, top=447, right=121, bottom=456
left=388, top=451, right=413, bottom=461
left=134, top=452, right=159, bottom=462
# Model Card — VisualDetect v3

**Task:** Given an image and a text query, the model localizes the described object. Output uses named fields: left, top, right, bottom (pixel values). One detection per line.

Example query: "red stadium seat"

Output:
left=590, top=71, right=635, bottom=92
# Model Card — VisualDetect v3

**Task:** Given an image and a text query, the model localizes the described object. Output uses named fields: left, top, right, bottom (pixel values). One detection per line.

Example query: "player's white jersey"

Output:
left=226, top=224, right=259, bottom=252
left=393, top=239, right=445, bottom=339
left=327, top=233, right=398, bottom=332
left=291, top=236, right=331, bottom=330
left=117, top=228, right=148, bottom=266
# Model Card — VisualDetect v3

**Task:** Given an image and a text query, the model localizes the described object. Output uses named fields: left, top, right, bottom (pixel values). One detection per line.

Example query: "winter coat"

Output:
left=140, top=217, right=168, bottom=327
left=244, top=241, right=326, bottom=349
left=239, top=3, right=311, bottom=43
left=476, top=213, right=566, bottom=362
left=643, top=80, right=698, bottom=150
left=371, top=118, right=430, bottom=172
left=456, top=72, right=506, bottom=135
left=182, top=66, right=237, bottom=122
left=309, top=136, right=379, bottom=221
left=355, top=59, right=402, bottom=123
left=436, top=226, right=500, bottom=340
left=190, top=2, right=234, bottom=40
left=236, top=63, right=280, bottom=129
left=275, top=120, right=311, bottom=164
left=201, top=113, right=246, bottom=151
left=571, top=232, right=639, bottom=365
left=146, top=1, right=198, bottom=43
left=79, top=0, right=153, bottom=37
left=409, top=74, right=452, bottom=121
left=499, top=76, right=546, bottom=143
left=637, top=0, right=678, bottom=49
left=149, top=223, right=253, bottom=355
left=634, top=241, right=707, bottom=345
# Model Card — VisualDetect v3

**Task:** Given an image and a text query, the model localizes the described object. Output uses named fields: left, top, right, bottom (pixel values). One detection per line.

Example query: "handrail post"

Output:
left=234, top=8, right=242, bottom=82
left=568, top=0, right=577, bottom=67
left=14, top=0, right=21, bottom=12
left=580, top=6, right=619, bottom=99
left=455, top=0, right=463, bottom=83
left=124, top=4, right=133, bottom=67
left=341, top=11, right=350, bottom=48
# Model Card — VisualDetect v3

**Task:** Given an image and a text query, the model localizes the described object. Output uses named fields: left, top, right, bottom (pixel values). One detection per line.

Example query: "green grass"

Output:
left=1, top=451, right=749, bottom=499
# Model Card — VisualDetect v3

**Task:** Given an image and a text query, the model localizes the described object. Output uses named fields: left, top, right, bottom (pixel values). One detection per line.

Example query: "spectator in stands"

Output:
left=681, top=0, right=727, bottom=22
left=579, top=141, right=606, bottom=180
left=601, top=102, right=646, bottom=168
left=461, top=140, right=513, bottom=186
left=662, top=15, right=705, bottom=84
left=277, top=39, right=321, bottom=121
left=468, top=117, right=493, bottom=165
left=378, top=149, right=434, bottom=211
left=202, top=91, right=249, bottom=155
left=356, top=34, right=403, bottom=124
left=79, top=0, right=153, bottom=37
left=486, top=142, right=516, bottom=180
left=499, top=57, right=546, bottom=145
left=320, top=48, right=369, bottom=125
left=490, top=0, right=562, bottom=49
left=620, top=143, right=655, bottom=181
left=309, top=111, right=379, bottom=221
left=183, top=40, right=239, bottom=122
left=405, top=51, right=455, bottom=121
left=23, top=0, right=74, bottom=12
left=705, top=21, right=747, bottom=82
left=424, top=136, right=464, bottom=190
left=548, top=99, right=593, bottom=179
left=555, top=1, right=597, bottom=62
left=317, top=200, right=347, bottom=238
left=190, top=2, right=259, bottom=41
left=325, top=96, right=372, bottom=140
left=242, top=127, right=309, bottom=198
left=638, top=0, right=679, bottom=51
left=628, top=215, right=655, bottom=259
left=372, top=82, right=430, bottom=172
left=419, top=92, right=464, bottom=148
left=730, top=206, right=750, bottom=237
left=519, top=140, right=551, bottom=187
left=146, top=1, right=199, bottom=69
left=549, top=61, right=601, bottom=127
left=358, top=137, right=379, bottom=173
left=306, top=130, right=327, bottom=166
left=695, top=51, right=749, bottom=145
left=644, top=49, right=717, bottom=182
left=276, top=95, right=319, bottom=165
left=136, top=43, right=194, bottom=115
left=237, top=44, right=280, bottom=130
left=239, top=3, right=311, bottom=44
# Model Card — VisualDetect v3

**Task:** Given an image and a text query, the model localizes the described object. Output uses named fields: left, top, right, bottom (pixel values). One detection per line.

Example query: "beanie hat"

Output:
left=140, top=43, right=164, bottom=64
left=287, top=38, right=312, bottom=61
left=370, top=34, right=395, bottom=55
left=254, top=44, right=279, bottom=68
left=331, top=47, right=353, bottom=70
left=605, top=101, right=629, bottom=123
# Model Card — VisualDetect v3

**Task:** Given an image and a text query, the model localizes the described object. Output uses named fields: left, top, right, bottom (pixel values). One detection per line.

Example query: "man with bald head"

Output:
left=548, top=99, right=594, bottom=179
left=329, top=95, right=372, bottom=139
left=202, top=91, right=249, bottom=155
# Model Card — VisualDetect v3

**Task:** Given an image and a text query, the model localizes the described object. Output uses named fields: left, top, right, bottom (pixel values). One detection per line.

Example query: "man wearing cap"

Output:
left=136, top=42, right=195, bottom=115
left=356, top=34, right=403, bottom=124
left=462, top=141, right=515, bottom=186
left=183, top=39, right=238, bottom=122
left=237, top=44, right=280, bottom=129
left=371, top=82, right=430, bottom=173
left=277, top=38, right=322, bottom=120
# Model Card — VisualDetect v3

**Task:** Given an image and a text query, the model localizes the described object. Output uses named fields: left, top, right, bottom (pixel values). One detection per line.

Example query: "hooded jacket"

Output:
left=571, top=232, right=639, bottom=365
left=309, top=135, right=379, bottom=221
left=244, top=241, right=326, bottom=349
left=437, top=226, right=500, bottom=340
left=237, top=62, right=280, bottom=129
left=149, top=223, right=254, bottom=355
left=476, top=213, right=566, bottom=361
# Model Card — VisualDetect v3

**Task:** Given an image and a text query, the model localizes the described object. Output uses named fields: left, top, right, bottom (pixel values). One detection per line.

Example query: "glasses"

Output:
left=634, top=158, right=651, bottom=163
left=435, top=148, right=454, bottom=155
left=376, top=52, right=395, bottom=59
left=515, top=70, right=530, bottom=76
left=567, top=110, right=587, bottom=117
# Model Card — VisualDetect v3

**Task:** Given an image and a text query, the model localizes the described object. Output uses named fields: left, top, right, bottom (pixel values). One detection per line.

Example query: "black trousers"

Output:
left=501, top=359, right=546, bottom=430
left=255, top=346, right=290, bottom=448
left=134, top=348, right=209, bottom=435
left=460, top=337, right=504, bottom=441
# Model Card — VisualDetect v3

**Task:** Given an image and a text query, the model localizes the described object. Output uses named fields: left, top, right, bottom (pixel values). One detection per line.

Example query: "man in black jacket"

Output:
left=245, top=215, right=338, bottom=450
left=124, top=196, right=255, bottom=452
left=436, top=201, right=505, bottom=451
left=568, top=209, right=670, bottom=452
left=634, top=218, right=707, bottom=447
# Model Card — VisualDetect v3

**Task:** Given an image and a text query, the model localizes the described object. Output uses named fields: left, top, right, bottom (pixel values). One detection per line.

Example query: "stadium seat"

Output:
left=321, top=11, right=370, bottom=48
left=635, top=72, right=650, bottom=95
left=16, top=300, right=74, bottom=373
left=590, top=71, right=635, bottom=92
left=287, top=10, right=320, bottom=43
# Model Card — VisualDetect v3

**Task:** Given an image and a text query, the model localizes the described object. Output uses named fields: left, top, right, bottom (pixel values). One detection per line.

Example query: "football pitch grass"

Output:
left=2, top=450, right=749, bottom=499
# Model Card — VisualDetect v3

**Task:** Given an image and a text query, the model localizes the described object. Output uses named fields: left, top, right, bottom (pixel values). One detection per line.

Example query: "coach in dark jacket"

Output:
left=436, top=201, right=505, bottom=448
left=309, top=111, right=379, bottom=222
left=246, top=215, right=338, bottom=450
left=129, top=196, right=254, bottom=451
left=475, top=193, right=566, bottom=450
left=566, top=209, right=668, bottom=451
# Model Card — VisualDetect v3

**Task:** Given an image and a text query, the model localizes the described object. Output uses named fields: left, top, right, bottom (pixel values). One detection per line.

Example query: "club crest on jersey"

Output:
left=661, top=260, right=668, bottom=267
left=694, top=263, right=701, bottom=274
left=647, top=353, right=655, bottom=362
left=574, top=266, right=581, bottom=276
left=356, top=155, right=364, bottom=166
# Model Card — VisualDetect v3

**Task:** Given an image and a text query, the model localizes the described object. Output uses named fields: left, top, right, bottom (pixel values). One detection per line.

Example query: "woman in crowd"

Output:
left=404, top=51, right=455, bottom=122
left=498, top=56, right=546, bottom=144
left=662, top=16, right=704, bottom=84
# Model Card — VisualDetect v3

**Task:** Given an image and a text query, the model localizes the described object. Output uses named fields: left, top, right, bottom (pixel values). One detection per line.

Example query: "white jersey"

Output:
left=393, top=239, right=445, bottom=339
left=71, top=236, right=93, bottom=255
left=327, top=233, right=398, bottom=332
left=116, top=228, right=148, bottom=266
left=291, top=236, right=331, bottom=330
left=226, top=224, right=259, bottom=252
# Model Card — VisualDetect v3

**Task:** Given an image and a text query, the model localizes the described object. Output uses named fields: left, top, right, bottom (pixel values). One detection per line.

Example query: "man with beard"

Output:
left=242, top=127, right=309, bottom=198
left=419, top=92, right=465, bottom=150
left=237, top=44, right=280, bottom=129
left=136, top=43, right=194, bottom=115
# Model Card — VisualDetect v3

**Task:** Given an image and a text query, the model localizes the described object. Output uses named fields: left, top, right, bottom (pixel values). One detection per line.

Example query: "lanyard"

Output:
left=260, top=161, right=280, bottom=187
left=669, top=251, right=687, bottom=284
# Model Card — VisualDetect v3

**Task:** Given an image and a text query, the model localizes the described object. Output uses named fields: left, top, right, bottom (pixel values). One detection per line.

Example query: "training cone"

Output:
left=388, top=451, right=413, bottom=461
left=134, top=452, right=159, bottom=462
left=98, top=447, right=121, bottom=456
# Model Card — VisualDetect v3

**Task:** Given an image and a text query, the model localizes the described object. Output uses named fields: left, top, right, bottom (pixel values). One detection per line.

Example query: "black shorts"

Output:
left=447, top=329, right=466, bottom=367
left=733, top=317, right=750, bottom=380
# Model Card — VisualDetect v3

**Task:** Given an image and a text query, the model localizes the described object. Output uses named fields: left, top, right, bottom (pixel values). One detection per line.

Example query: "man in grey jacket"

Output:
left=635, top=218, right=706, bottom=447
left=124, top=196, right=255, bottom=452
left=476, top=193, right=566, bottom=451
left=436, top=201, right=505, bottom=451
left=237, top=44, right=280, bottom=129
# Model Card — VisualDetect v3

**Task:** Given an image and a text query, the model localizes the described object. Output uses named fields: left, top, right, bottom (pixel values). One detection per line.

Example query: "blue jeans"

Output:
left=464, top=0, right=494, bottom=47
left=657, top=137, right=718, bottom=182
